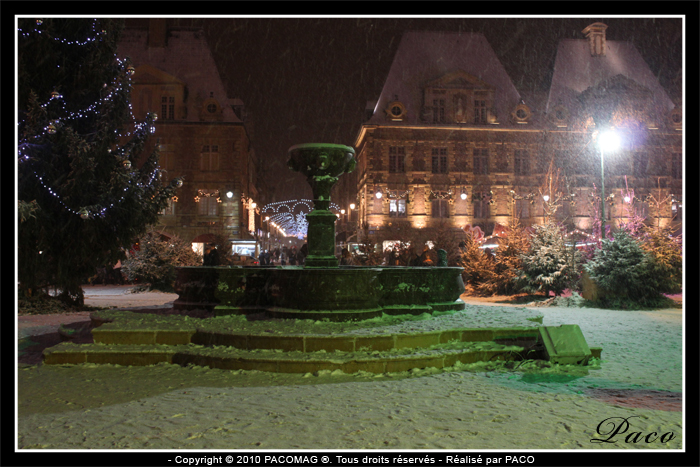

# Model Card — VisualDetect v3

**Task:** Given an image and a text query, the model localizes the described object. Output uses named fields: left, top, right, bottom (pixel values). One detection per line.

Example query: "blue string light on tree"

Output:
left=17, top=19, right=180, bottom=223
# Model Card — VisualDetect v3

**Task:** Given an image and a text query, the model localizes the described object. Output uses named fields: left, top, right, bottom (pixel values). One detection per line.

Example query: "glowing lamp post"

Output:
left=597, top=130, right=620, bottom=239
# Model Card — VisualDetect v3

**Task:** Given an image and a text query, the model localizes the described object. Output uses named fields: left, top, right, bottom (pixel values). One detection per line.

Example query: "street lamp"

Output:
left=597, top=129, right=620, bottom=239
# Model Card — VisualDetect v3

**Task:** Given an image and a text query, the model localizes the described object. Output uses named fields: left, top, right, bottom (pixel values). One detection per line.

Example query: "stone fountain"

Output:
left=173, top=143, right=466, bottom=321
left=43, top=145, right=600, bottom=372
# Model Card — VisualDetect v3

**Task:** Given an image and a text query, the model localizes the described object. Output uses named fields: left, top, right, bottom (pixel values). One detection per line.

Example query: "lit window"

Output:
left=197, top=189, right=219, bottom=216
left=389, top=199, right=407, bottom=218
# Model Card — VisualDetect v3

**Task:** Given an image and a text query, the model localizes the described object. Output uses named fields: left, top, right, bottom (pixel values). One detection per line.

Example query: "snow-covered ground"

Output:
left=16, top=297, right=683, bottom=450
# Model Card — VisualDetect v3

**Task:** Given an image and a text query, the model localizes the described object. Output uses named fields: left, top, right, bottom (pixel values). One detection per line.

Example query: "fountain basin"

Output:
left=173, top=265, right=465, bottom=321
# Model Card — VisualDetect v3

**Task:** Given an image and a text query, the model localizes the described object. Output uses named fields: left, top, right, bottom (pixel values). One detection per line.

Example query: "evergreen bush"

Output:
left=636, top=226, right=682, bottom=295
left=517, top=222, right=579, bottom=297
left=458, top=233, right=494, bottom=295
left=584, top=228, right=682, bottom=307
left=477, top=222, right=530, bottom=296
left=122, top=231, right=201, bottom=292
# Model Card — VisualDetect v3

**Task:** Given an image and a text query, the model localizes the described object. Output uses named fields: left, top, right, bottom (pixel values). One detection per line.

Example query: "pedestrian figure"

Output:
left=437, top=249, right=448, bottom=267
left=340, top=248, right=354, bottom=266
left=203, top=244, right=212, bottom=265
left=203, top=243, right=220, bottom=266
left=420, top=245, right=434, bottom=266
left=383, top=246, right=393, bottom=265
left=297, top=243, right=308, bottom=265
left=390, top=246, right=401, bottom=266
left=112, top=259, right=124, bottom=284
left=402, top=246, right=419, bottom=267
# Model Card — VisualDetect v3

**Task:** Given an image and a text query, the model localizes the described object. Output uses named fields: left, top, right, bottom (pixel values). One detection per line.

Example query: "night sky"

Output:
left=127, top=17, right=683, bottom=201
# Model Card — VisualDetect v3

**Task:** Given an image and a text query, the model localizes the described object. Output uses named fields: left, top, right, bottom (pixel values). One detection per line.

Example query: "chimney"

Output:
left=148, top=18, right=167, bottom=48
left=582, top=22, right=608, bottom=57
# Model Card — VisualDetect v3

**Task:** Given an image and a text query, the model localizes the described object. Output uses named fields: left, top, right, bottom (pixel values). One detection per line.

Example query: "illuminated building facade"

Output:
left=117, top=19, right=262, bottom=250
left=352, top=25, right=682, bottom=242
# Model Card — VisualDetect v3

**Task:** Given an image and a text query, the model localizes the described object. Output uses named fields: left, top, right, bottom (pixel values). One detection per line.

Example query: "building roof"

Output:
left=547, top=38, right=675, bottom=118
left=366, top=31, right=521, bottom=127
left=117, top=27, right=243, bottom=124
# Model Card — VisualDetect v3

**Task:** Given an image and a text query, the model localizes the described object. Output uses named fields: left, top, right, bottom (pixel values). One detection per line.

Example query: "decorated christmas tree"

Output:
left=17, top=18, right=182, bottom=305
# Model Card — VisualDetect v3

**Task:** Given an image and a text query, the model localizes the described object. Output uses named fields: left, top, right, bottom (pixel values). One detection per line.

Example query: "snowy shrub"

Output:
left=583, top=229, right=678, bottom=307
left=122, top=231, right=201, bottom=292
left=458, top=233, right=495, bottom=294
left=517, top=222, right=579, bottom=297
left=477, top=222, right=530, bottom=296
left=635, top=226, right=682, bottom=295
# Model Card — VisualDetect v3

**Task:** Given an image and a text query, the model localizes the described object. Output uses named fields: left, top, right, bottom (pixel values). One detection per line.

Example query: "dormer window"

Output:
left=432, top=97, right=446, bottom=123
left=474, top=93, right=488, bottom=124
left=200, top=97, right=222, bottom=121
left=669, top=107, right=682, bottom=130
left=512, top=103, right=532, bottom=124
left=550, top=105, right=570, bottom=127
left=421, top=71, right=496, bottom=125
left=385, top=100, right=406, bottom=121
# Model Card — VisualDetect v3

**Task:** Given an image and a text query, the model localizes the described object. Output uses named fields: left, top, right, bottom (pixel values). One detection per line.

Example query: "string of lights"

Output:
left=18, top=18, right=107, bottom=45
left=18, top=18, right=172, bottom=221
left=17, top=58, right=141, bottom=145
left=261, top=199, right=341, bottom=238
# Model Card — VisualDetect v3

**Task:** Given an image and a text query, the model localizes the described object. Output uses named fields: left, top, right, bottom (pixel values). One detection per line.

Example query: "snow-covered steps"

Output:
left=91, top=325, right=542, bottom=352
left=42, top=340, right=531, bottom=374
left=42, top=307, right=600, bottom=373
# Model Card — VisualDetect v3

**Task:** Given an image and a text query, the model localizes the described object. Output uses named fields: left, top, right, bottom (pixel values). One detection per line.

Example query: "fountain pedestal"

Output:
left=304, top=210, right=339, bottom=267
